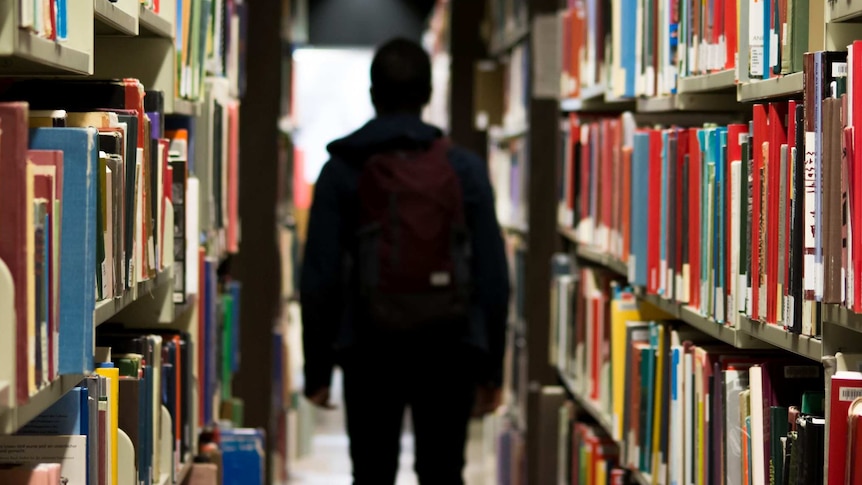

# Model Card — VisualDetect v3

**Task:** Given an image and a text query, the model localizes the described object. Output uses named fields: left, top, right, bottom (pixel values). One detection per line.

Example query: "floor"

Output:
left=288, top=372, right=498, bottom=485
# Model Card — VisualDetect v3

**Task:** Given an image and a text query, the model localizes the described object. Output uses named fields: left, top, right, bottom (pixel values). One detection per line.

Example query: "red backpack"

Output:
left=355, top=137, right=472, bottom=332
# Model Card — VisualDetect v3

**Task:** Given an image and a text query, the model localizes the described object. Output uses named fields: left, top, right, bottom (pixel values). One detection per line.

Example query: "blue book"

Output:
left=56, top=0, right=67, bottom=40
left=203, top=259, right=218, bottom=425
left=762, top=0, right=771, bottom=80
left=228, top=281, right=241, bottom=373
left=698, top=129, right=709, bottom=308
left=632, top=133, right=651, bottom=287
left=17, top=386, right=86, bottom=435
left=30, top=128, right=98, bottom=376
left=221, top=428, right=265, bottom=485
left=621, top=0, right=638, bottom=96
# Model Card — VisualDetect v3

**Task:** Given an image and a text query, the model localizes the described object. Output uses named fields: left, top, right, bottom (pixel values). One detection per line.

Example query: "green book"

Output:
left=770, top=406, right=788, bottom=485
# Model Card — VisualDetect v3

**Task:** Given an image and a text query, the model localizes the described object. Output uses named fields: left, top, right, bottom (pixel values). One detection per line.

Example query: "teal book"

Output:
left=769, top=406, right=788, bottom=485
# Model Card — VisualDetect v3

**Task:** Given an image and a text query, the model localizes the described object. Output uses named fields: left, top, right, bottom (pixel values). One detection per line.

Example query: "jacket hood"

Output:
left=326, top=114, right=443, bottom=162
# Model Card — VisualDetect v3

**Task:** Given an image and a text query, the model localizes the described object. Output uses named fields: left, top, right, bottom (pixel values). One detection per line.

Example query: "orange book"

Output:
left=227, top=101, right=240, bottom=254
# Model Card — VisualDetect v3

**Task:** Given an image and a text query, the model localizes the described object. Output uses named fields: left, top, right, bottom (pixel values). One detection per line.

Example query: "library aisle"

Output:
left=288, top=373, right=497, bottom=485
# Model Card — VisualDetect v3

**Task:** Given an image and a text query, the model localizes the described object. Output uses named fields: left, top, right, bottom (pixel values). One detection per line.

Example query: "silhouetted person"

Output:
left=300, top=38, right=510, bottom=485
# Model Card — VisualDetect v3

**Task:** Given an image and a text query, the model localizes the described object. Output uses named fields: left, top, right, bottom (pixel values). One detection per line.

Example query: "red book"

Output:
left=852, top=42, right=862, bottom=312
left=29, top=150, right=63, bottom=384
left=648, top=129, right=663, bottom=293
left=848, top=398, right=862, bottom=485
left=689, top=129, right=702, bottom=308
left=725, top=0, right=737, bottom=70
left=767, top=103, right=788, bottom=323
left=751, top=104, right=768, bottom=320
left=581, top=123, right=591, bottom=240
left=227, top=102, right=240, bottom=254
left=0, top=103, right=30, bottom=404
left=828, top=372, right=862, bottom=485
left=849, top=126, right=860, bottom=312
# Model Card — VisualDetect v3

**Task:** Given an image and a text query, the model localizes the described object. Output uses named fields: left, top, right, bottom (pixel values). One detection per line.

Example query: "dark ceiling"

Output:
left=308, top=0, right=438, bottom=46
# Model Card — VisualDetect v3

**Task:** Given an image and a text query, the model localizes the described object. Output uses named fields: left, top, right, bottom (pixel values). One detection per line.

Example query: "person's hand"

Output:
left=472, top=385, right=502, bottom=417
left=306, top=387, right=336, bottom=410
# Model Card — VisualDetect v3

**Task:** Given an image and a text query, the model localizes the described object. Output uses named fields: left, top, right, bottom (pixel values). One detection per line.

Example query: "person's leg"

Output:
left=342, top=351, right=406, bottom=485
left=409, top=346, right=477, bottom=485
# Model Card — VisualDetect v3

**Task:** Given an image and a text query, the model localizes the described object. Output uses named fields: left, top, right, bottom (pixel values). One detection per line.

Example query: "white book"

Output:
left=185, top=178, right=201, bottom=297
left=748, top=0, right=764, bottom=78
left=683, top=351, right=694, bottom=485
left=724, top=368, right=750, bottom=485
left=0, top=435, right=87, bottom=485
left=749, top=366, right=766, bottom=485
left=669, top=336, right=684, bottom=485
left=104, top=165, right=115, bottom=300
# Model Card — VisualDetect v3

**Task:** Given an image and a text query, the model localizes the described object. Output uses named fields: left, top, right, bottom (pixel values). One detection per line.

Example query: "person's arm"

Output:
left=466, top=158, right=511, bottom=387
left=300, top=160, right=344, bottom=400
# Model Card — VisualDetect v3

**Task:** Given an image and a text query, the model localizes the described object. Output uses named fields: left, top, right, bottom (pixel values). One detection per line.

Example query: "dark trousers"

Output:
left=341, top=341, right=478, bottom=485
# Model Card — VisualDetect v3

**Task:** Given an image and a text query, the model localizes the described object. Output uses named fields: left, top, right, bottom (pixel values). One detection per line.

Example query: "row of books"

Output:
left=559, top=0, right=811, bottom=100
left=550, top=272, right=862, bottom=484
left=0, top=254, right=253, bottom=484
left=502, top=43, right=529, bottom=133
left=558, top=415, right=627, bottom=485
left=558, top=47, right=862, bottom=336
left=177, top=0, right=247, bottom=101
left=19, top=0, right=67, bottom=41
left=0, top=77, right=241, bottom=408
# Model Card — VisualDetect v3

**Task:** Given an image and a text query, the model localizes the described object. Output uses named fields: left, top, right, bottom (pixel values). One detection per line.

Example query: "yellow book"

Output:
left=651, top=323, right=665, bottom=484
left=610, top=287, right=666, bottom=442
left=28, top=110, right=66, bottom=128
left=695, top=348, right=706, bottom=485
left=66, top=112, right=117, bottom=129
left=96, top=366, right=119, bottom=485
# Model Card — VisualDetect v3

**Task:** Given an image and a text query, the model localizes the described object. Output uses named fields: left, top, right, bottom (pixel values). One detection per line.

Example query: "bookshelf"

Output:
left=476, top=0, right=862, bottom=485
left=737, top=72, right=805, bottom=102
left=0, top=0, right=260, bottom=483
left=676, top=69, right=737, bottom=94
left=93, top=270, right=174, bottom=327
left=94, top=0, right=139, bottom=36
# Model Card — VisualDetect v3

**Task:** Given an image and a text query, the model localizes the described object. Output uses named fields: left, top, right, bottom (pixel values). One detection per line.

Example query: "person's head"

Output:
left=370, top=38, right=432, bottom=116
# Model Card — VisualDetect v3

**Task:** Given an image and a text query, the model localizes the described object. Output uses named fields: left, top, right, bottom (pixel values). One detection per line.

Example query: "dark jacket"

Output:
left=300, top=114, right=510, bottom=395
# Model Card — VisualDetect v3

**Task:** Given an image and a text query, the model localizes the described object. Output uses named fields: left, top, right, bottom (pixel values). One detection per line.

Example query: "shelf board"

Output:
left=636, top=92, right=742, bottom=112
left=636, top=292, right=771, bottom=349
left=560, top=85, right=635, bottom=112
left=494, top=123, right=529, bottom=141
left=1, top=31, right=91, bottom=75
left=489, top=24, right=530, bottom=58
left=94, top=0, right=139, bottom=36
left=171, top=98, right=199, bottom=116
left=829, top=1, right=862, bottom=22
left=558, top=371, right=620, bottom=446
left=738, top=72, right=804, bottom=102
left=677, top=69, right=736, bottom=94
left=95, top=270, right=173, bottom=326
left=737, top=317, right=823, bottom=361
left=573, top=245, right=629, bottom=278
left=822, top=304, right=862, bottom=334
left=0, top=374, right=85, bottom=434
left=139, top=7, right=173, bottom=38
